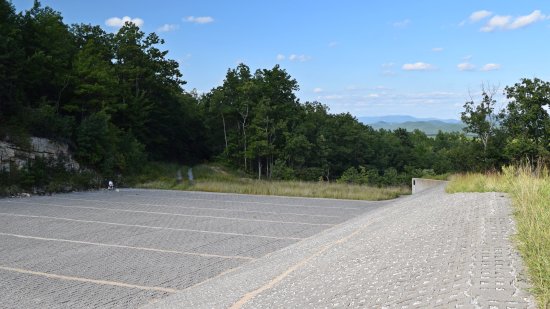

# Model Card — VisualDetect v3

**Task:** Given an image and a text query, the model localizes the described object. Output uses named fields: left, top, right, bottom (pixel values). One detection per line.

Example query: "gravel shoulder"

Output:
left=147, top=185, right=536, bottom=308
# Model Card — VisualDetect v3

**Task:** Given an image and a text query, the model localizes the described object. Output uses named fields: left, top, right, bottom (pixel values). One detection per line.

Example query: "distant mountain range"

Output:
left=357, top=115, right=465, bottom=136
left=358, top=115, right=461, bottom=124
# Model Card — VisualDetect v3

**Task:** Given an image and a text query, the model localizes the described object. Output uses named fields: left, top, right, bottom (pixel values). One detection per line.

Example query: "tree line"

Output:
left=1, top=0, right=208, bottom=176
left=1, top=1, right=549, bottom=188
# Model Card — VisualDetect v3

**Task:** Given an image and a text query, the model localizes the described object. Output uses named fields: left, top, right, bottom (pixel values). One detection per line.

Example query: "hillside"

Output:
left=367, top=120, right=465, bottom=136
left=358, top=115, right=461, bottom=125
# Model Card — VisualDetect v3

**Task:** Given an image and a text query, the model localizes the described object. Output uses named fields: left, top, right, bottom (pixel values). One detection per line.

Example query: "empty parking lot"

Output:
left=0, top=189, right=386, bottom=308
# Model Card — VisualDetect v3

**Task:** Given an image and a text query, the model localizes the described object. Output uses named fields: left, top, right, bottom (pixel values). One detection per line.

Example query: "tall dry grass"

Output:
left=135, top=163, right=409, bottom=200
left=186, top=179, right=409, bottom=201
left=448, top=166, right=550, bottom=308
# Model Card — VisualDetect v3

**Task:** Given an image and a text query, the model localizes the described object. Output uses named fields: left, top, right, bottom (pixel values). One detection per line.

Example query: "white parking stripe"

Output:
left=46, top=197, right=341, bottom=218
left=0, top=212, right=303, bottom=240
left=0, top=265, right=178, bottom=293
left=0, top=232, right=254, bottom=260
left=5, top=200, right=333, bottom=226
left=61, top=194, right=361, bottom=210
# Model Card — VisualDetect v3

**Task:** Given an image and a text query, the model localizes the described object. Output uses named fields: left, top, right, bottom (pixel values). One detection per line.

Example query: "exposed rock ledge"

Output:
left=0, top=137, right=80, bottom=172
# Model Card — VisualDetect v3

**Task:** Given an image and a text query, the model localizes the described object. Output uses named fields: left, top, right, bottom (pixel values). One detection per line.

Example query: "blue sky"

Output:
left=11, top=0, right=550, bottom=119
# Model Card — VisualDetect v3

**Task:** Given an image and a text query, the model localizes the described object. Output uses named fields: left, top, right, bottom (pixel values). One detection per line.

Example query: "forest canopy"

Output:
left=1, top=0, right=549, bottom=188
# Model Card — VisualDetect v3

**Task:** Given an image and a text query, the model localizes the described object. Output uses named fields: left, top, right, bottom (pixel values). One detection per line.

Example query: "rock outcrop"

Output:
left=0, top=137, right=79, bottom=172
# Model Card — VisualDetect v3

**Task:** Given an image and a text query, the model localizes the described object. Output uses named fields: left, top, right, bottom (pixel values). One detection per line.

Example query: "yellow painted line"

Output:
left=230, top=227, right=365, bottom=308
left=47, top=197, right=341, bottom=219
left=0, top=212, right=303, bottom=241
left=0, top=232, right=254, bottom=260
left=172, top=265, right=241, bottom=300
left=0, top=265, right=178, bottom=293
left=6, top=200, right=332, bottom=227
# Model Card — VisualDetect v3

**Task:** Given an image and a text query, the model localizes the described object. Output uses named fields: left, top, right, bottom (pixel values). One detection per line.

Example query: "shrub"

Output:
left=337, top=166, right=369, bottom=185
left=271, top=159, right=295, bottom=180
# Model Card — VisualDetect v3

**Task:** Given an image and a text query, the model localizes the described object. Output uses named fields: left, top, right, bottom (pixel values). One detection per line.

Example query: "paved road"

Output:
left=148, top=185, right=535, bottom=309
left=0, top=189, right=387, bottom=308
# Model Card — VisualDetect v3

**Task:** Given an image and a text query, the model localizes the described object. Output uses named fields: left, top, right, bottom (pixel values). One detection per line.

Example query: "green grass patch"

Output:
left=448, top=166, right=550, bottom=308
left=133, top=163, right=409, bottom=200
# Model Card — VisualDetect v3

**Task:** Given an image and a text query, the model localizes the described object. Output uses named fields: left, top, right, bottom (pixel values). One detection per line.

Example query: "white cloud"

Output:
left=393, top=19, right=411, bottom=28
left=276, top=54, right=311, bottom=62
left=184, top=16, right=214, bottom=24
left=288, top=54, right=311, bottom=62
left=157, top=24, right=179, bottom=33
left=470, top=10, right=493, bottom=22
left=480, top=10, right=546, bottom=32
left=328, top=41, right=339, bottom=48
left=481, top=15, right=512, bottom=32
left=481, top=63, right=501, bottom=71
left=432, top=47, right=444, bottom=52
left=457, top=62, right=476, bottom=71
left=313, top=88, right=323, bottom=93
left=402, top=62, right=435, bottom=71
left=105, top=16, right=144, bottom=28
left=509, top=10, right=545, bottom=29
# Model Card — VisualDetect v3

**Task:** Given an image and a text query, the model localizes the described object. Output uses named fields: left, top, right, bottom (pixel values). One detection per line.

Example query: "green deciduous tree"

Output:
left=19, top=1, right=76, bottom=110
left=12, top=0, right=550, bottom=189
left=502, top=78, right=550, bottom=162
left=76, top=111, right=115, bottom=173
left=0, top=0, right=24, bottom=125
left=66, top=24, right=119, bottom=121
left=461, top=85, right=500, bottom=169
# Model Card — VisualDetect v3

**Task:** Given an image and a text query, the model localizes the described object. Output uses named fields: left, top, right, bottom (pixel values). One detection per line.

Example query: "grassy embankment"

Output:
left=133, top=163, right=410, bottom=201
left=447, top=166, right=550, bottom=308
